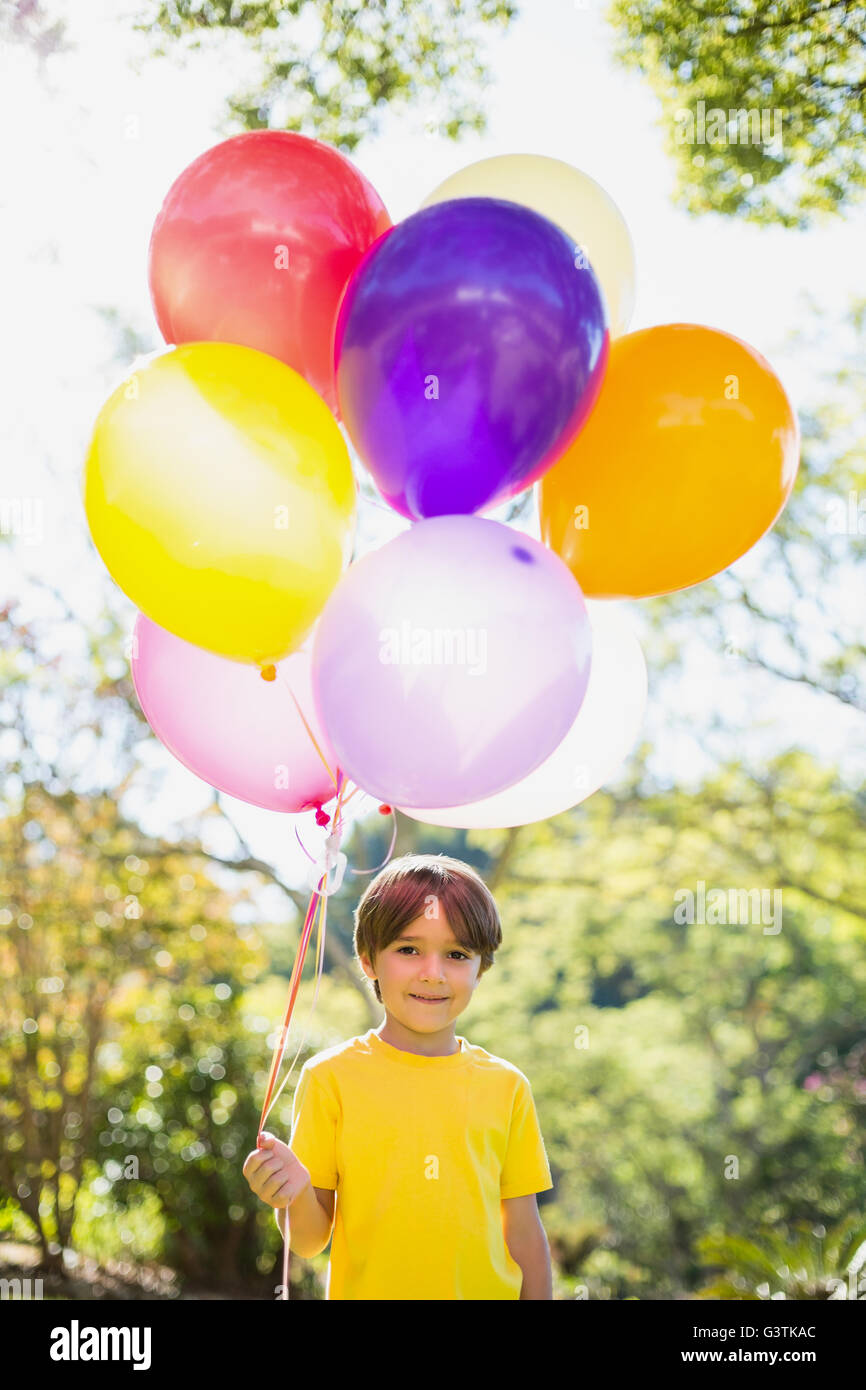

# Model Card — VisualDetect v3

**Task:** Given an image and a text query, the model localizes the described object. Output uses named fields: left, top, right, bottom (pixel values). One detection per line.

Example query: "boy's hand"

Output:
left=243, top=1131, right=311, bottom=1209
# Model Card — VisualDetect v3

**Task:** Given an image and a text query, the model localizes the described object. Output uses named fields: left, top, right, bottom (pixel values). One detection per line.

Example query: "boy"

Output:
left=243, top=852, right=553, bottom=1299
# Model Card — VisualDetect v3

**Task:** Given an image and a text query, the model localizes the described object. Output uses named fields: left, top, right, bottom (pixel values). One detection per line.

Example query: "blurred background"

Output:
left=0, top=0, right=864, bottom=1300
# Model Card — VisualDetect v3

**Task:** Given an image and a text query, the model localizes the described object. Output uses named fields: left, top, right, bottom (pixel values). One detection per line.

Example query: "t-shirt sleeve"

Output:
left=500, top=1073, right=553, bottom=1199
left=288, top=1063, right=339, bottom=1190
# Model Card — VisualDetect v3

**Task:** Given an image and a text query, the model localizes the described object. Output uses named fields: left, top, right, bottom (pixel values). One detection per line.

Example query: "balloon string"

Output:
left=263, top=877, right=329, bottom=1126
left=257, top=772, right=349, bottom=1301
left=279, top=669, right=340, bottom=794
left=261, top=655, right=397, bottom=1294
left=264, top=886, right=328, bottom=1303
left=258, top=778, right=347, bottom=1130
left=257, top=883, right=325, bottom=1135
left=276, top=660, right=367, bottom=816
left=358, top=485, right=401, bottom=519
left=280, top=1212, right=290, bottom=1303
left=350, top=806, right=398, bottom=876
left=294, top=823, right=316, bottom=864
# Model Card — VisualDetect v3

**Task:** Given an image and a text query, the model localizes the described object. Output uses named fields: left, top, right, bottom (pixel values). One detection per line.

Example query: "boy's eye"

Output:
left=396, top=946, right=469, bottom=959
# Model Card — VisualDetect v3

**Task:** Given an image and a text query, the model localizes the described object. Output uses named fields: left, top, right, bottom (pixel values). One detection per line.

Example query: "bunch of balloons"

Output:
left=83, top=133, right=800, bottom=831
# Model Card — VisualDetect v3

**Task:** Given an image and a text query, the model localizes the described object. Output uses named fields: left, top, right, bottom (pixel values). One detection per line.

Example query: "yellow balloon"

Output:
left=83, top=343, right=356, bottom=665
left=420, top=153, right=636, bottom=337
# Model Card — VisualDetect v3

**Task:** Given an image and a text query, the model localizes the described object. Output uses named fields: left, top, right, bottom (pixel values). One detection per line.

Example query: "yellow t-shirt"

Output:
left=288, top=1027, right=553, bottom=1300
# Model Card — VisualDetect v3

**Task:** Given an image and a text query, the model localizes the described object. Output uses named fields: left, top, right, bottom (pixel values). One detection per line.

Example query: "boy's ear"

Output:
left=358, top=952, right=376, bottom=982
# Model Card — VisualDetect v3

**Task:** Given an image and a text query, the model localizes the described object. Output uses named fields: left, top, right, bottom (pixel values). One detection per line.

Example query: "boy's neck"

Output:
left=375, top=1016, right=462, bottom=1058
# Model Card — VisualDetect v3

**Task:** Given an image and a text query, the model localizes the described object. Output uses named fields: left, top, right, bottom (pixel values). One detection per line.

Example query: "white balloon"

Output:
left=398, top=601, right=647, bottom=829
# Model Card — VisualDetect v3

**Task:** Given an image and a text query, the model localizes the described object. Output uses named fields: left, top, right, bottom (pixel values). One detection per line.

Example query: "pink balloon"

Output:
left=131, top=613, right=339, bottom=813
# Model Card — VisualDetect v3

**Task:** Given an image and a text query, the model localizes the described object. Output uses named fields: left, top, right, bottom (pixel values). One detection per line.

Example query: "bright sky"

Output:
left=1, top=0, right=863, bottom=894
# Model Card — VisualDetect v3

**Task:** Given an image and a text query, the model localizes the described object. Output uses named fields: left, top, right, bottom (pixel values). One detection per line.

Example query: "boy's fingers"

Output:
left=261, top=1170, right=289, bottom=1202
left=243, top=1150, right=283, bottom=1184
left=260, top=1156, right=286, bottom=1182
left=243, top=1137, right=297, bottom=1198
left=244, top=1140, right=282, bottom=1170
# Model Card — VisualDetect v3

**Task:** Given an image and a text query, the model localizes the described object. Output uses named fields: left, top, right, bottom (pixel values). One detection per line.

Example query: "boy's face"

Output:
left=360, top=905, right=482, bottom=1032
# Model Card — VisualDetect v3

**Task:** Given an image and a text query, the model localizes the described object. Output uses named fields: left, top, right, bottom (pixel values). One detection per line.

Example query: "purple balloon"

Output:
left=334, top=197, right=609, bottom=520
left=311, top=516, right=593, bottom=807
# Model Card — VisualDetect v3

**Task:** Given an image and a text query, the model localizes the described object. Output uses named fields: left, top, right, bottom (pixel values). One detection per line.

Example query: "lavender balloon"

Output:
left=311, top=516, right=593, bottom=807
left=334, top=197, right=609, bottom=520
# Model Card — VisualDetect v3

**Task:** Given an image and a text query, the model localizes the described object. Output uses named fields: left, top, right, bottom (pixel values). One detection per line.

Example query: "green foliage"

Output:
left=607, top=0, right=866, bottom=226
left=71, top=1170, right=165, bottom=1268
left=1, top=688, right=864, bottom=1296
left=0, top=782, right=270, bottom=1281
left=459, top=752, right=866, bottom=1298
left=694, top=1214, right=866, bottom=1298
left=136, top=0, right=518, bottom=149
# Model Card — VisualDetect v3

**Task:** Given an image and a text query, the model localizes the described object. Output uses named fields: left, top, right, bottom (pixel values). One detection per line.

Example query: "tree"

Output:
left=469, top=751, right=866, bottom=1297
left=0, top=782, right=268, bottom=1275
left=607, top=0, right=866, bottom=227
left=136, top=0, right=518, bottom=149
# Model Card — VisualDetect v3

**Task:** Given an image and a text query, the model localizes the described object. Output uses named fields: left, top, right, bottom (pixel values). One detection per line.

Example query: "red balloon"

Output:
left=147, top=131, right=391, bottom=414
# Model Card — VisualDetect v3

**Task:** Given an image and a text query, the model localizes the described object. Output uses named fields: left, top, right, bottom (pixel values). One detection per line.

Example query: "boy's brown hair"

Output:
left=353, top=853, right=502, bottom=1004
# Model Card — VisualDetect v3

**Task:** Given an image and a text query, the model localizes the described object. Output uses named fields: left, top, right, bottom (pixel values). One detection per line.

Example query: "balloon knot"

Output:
left=315, top=806, right=331, bottom=827
left=378, top=803, right=392, bottom=816
left=259, top=664, right=277, bottom=682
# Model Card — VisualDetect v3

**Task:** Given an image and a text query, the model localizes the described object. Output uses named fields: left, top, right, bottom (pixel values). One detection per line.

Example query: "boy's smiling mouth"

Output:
left=409, top=993, right=449, bottom=1002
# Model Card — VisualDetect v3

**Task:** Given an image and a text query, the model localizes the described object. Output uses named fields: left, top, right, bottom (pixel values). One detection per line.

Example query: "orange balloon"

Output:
left=538, top=324, right=800, bottom=598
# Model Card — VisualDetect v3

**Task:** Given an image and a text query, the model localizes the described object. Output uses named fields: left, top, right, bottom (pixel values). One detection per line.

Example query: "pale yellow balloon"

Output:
left=421, top=153, right=636, bottom=337
left=83, top=342, right=356, bottom=666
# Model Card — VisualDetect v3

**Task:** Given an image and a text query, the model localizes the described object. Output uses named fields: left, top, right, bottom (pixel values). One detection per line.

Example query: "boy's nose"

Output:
left=418, top=961, right=448, bottom=979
